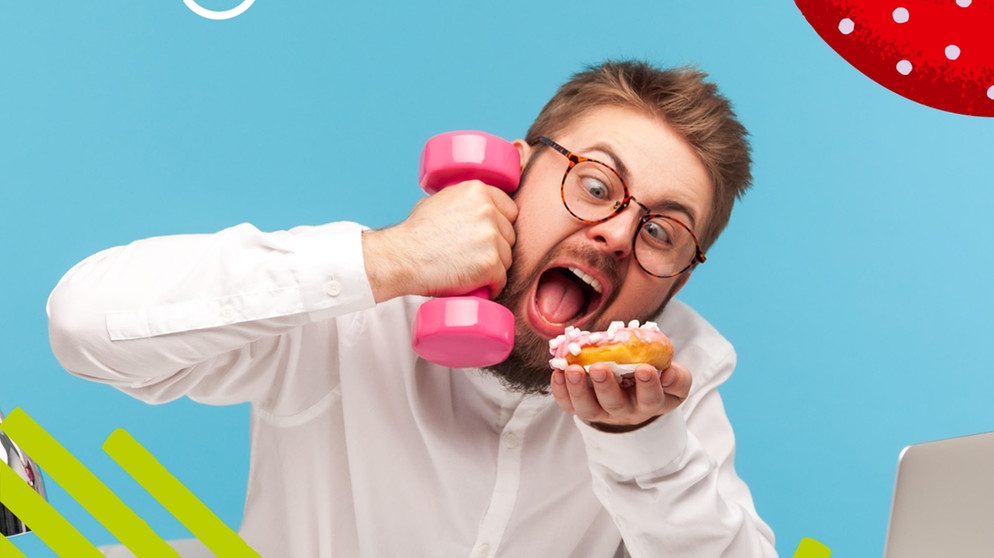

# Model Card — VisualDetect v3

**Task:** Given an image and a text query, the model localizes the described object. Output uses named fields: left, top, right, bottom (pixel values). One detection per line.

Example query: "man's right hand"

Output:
left=362, top=181, right=518, bottom=303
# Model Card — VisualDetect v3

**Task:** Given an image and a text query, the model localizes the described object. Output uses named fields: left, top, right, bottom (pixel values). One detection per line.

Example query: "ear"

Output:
left=512, top=139, right=532, bottom=170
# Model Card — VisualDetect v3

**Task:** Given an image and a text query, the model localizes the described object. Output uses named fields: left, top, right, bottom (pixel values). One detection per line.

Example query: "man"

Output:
left=48, top=60, right=777, bottom=556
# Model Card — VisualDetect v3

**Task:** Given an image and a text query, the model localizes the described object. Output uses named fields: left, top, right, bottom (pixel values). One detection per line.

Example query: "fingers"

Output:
left=374, top=181, right=517, bottom=299
left=549, top=369, right=574, bottom=413
left=436, top=182, right=517, bottom=296
left=479, top=185, right=517, bottom=295
left=659, top=362, right=691, bottom=404
left=550, top=362, right=692, bottom=428
left=487, top=182, right=519, bottom=226
left=551, top=365, right=624, bottom=418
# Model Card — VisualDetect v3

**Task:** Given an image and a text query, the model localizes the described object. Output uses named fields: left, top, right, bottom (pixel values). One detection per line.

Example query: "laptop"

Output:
left=883, top=430, right=994, bottom=557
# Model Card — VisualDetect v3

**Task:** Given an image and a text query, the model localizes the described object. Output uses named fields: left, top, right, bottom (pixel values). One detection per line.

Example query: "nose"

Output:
left=584, top=203, right=642, bottom=259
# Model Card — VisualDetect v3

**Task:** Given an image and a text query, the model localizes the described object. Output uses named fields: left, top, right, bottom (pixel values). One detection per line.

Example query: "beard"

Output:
left=481, top=154, right=565, bottom=395
left=482, top=242, right=676, bottom=395
left=482, top=252, right=556, bottom=395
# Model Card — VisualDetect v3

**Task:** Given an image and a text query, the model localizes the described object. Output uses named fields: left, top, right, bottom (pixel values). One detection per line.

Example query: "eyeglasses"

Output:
left=539, top=136, right=706, bottom=278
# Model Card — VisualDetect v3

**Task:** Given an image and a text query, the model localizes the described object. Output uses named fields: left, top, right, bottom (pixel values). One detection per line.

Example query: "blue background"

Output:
left=3, top=1, right=992, bottom=556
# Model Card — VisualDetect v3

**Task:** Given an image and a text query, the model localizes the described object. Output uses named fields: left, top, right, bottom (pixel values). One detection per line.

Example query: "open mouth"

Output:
left=531, top=266, right=605, bottom=333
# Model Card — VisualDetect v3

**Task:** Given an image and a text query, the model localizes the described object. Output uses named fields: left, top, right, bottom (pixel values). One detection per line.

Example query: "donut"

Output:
left=548, top=320, right=673, bottom=388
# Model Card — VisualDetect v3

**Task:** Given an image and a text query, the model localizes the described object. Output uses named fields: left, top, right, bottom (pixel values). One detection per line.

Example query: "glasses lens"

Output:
left=562, top=161, right=627, bottom=221
left=634, top=216, right=699, bottom=277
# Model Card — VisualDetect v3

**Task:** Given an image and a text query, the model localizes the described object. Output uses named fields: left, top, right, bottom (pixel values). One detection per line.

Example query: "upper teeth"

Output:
left=568, top=267, right=602, bottom=293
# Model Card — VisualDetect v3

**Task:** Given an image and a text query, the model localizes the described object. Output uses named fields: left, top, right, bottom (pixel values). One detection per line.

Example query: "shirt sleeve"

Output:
left=574, top=305, right=778, bottom=557
left=47, top=221, right=376, bottom=410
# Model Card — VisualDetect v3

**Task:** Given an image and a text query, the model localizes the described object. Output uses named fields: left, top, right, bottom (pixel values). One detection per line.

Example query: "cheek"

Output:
left=611, top=273, right=674, bottom=317
left=512, top=197, right=574, bottom=263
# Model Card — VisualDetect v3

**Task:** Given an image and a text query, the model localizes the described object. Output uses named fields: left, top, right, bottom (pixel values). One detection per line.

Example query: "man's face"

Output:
left=487, top=105, right=713, bottom=393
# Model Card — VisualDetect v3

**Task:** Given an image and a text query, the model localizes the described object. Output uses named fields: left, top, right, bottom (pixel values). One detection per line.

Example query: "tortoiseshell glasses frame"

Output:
left=538, top=136, right=707, bottom=278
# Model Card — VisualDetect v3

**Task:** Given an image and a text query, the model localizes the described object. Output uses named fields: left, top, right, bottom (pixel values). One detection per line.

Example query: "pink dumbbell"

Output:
left=411, top=131, right=520, bottom=368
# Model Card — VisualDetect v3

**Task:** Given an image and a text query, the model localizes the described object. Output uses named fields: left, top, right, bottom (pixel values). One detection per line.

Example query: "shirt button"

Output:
left=219, top=306, right=236, bottom=322
left=502, top=433, right=520, bottom=449
left=324, top=280, right=342, bottom=296
left=475, top=544, right=491, bottom=558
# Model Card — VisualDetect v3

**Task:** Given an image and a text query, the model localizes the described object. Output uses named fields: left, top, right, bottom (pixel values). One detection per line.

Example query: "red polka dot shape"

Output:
left=796, top=0, right=994, bottom=117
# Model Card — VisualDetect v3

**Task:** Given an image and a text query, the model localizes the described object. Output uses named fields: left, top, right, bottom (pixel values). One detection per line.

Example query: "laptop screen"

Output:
left=883, top=430, right=994, bottom=557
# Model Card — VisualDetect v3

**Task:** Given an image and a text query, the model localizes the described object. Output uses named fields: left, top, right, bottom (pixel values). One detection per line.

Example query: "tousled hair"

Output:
left=525, top=60, right=752, bottom=253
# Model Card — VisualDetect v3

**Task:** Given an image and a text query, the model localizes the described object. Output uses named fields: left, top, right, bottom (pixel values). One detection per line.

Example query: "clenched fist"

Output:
left=363, top=181, right=518, bottom=303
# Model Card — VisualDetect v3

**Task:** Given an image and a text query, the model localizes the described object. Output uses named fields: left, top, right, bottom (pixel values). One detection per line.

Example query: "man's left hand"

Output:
left=550, top=362, right=692, bottom=432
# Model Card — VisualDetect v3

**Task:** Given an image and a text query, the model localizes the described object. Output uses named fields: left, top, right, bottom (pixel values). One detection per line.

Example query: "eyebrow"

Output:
left=583, top=142, right=700, bottom=231
left=586, top=142, right=631, bottom=184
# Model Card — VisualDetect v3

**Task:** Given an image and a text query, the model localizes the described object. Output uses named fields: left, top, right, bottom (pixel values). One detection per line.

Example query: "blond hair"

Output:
left=525, top=60, right=751, bottom=253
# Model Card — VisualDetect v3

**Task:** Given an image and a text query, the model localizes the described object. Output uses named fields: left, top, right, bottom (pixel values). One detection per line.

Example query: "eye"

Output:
left=580, top=176, right=611, bottom=200
left=641, top=219, right=675, bottom=248
left=573, top=162, right=622, bottom=203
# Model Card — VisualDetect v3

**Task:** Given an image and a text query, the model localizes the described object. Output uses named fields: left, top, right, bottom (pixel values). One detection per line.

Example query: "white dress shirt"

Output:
left=47, top=221, right=777, bottom=557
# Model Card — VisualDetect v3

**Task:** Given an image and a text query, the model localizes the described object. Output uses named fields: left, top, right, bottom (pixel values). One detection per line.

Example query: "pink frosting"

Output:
left=547, top=320, right=666, bottom=370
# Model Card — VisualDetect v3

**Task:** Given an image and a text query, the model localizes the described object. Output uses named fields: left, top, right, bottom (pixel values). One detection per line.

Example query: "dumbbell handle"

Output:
left=411, top=131, right=519, bottom=368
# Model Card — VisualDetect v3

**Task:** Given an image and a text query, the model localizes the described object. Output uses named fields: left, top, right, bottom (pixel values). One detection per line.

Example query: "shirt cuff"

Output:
left=575, top=410, right=689, bottom=478
left=290, top=221, right=377, bottom=321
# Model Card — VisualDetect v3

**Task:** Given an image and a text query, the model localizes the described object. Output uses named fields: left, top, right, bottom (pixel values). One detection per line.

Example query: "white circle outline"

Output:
left=184, top=0, right=255, bottom=20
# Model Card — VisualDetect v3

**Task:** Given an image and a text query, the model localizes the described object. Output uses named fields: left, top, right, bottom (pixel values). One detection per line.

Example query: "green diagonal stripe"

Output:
left=793, top=537, right=832, bottom=558
left=0, top=408, right=179, bottom=557
left=103, top=428, right=261, bottom=557
left=0, top=460, right=102, bottom=557
left=0, top=531, right=30, bottom=558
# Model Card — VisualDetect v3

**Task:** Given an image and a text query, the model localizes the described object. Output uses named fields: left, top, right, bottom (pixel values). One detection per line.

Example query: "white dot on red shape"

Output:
left=988, top=86, right=994, bottom=100
left=945, top=45, right=961, bottom=60
left=896, top=60, right=913, bottom=75
left=838, top=18, right=855, bottom=34
left=893, top=7, right=910, bottom=23
left=957, top=0, right=971, bottom=7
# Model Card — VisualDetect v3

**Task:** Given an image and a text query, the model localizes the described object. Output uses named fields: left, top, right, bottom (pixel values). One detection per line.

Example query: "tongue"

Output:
left=536, top=270, right=586, bottom=324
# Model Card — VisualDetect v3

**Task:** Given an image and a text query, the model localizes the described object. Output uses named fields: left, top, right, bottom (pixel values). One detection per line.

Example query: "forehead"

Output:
left=554, top=105, right=713, bottom=232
